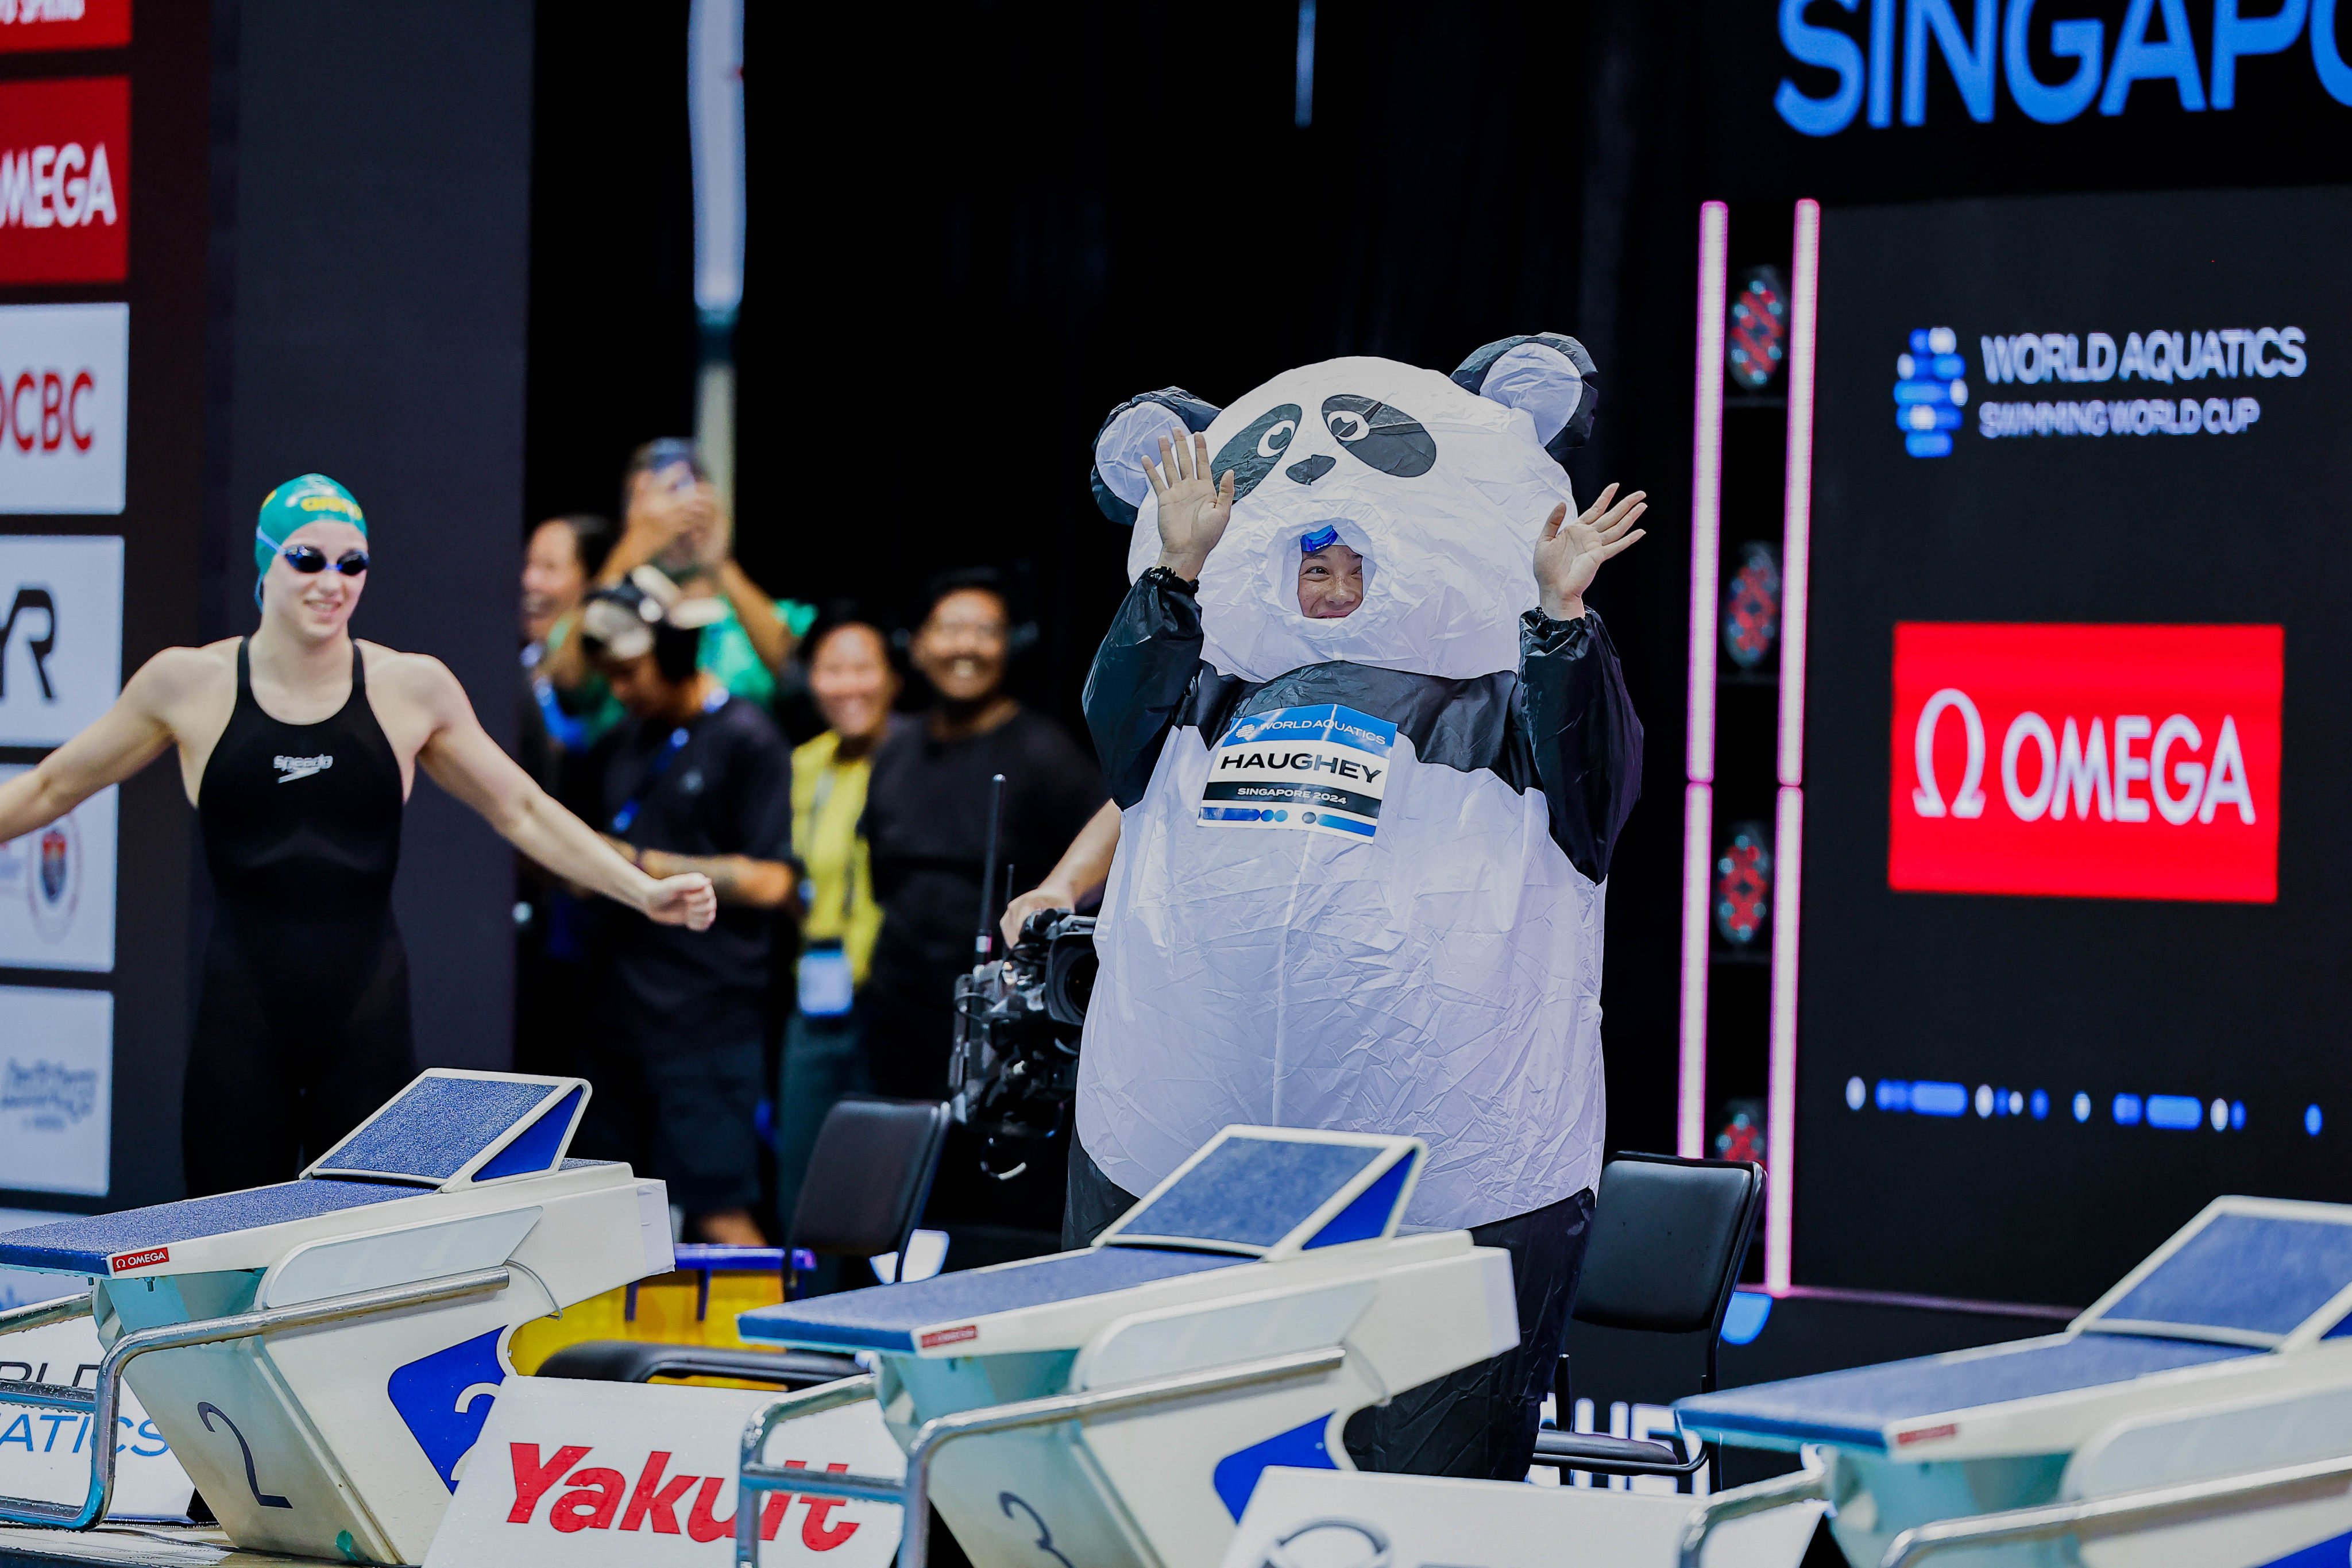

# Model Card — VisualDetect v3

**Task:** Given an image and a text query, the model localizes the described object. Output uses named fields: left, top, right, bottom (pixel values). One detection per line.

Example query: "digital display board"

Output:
left=1798, top=186, right=2352, bottom=1307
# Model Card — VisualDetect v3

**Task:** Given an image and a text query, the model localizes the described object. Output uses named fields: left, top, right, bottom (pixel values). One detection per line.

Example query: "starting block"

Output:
left=0, top=1071, right=671, bottom=1564
left=732, top=1125, right=1519, bottom=1568
left=1674, top=1197, right=2352, bottom=1568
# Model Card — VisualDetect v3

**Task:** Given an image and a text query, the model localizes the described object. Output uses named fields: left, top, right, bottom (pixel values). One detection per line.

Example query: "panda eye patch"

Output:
left=1208, top=404, right=1304, bottom=501
left=1321, top=393, right=1436, bottom=478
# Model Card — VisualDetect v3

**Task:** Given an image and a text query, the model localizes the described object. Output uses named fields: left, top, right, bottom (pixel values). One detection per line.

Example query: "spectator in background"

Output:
left=574, top=577, right=795, bottom=1245
left=772, top=607, right=904, bottom=1257
left=544, top=440, right=816, bottom=713
left=516, top=512, right=621, bottom=1078
left=519, top=512, right=620, bottom=787
left=860, top=569, right=1105, bottom=1242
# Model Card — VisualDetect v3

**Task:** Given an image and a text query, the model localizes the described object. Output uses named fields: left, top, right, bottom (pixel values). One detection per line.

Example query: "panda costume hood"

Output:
left=1076, top=335, right=1643, bottom=1233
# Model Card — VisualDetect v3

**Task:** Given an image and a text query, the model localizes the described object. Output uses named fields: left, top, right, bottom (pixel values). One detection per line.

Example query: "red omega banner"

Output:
left=1888, top=623, right=2283, bottom=902
left=0, top=76, right=129, bottom=285
left=0, top=0, right=130, bottom=55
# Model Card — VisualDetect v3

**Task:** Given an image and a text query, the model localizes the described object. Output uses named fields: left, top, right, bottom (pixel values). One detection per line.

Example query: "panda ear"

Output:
left=1451, top=334, right=1600, bottom=459
left=1090, top=388, right=1223, bottom=525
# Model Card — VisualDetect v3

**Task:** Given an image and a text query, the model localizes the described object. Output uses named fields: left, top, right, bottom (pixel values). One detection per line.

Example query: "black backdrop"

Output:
left=524, top=1, right=2352, bottom=1264
left=528, top=0, right=1712, bottom=1161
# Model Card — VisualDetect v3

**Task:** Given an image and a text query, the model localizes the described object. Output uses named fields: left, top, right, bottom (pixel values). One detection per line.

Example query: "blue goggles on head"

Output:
left=1300, top=526, right=1341, bottom=554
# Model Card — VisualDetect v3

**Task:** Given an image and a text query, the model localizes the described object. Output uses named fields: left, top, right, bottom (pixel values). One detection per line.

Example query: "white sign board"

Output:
left=428, top=1376, right=903, bottom=1567
left=0, top=986, right=110, bottom=1196
left=1219, top=1468, right=1824, bottom=1568
left=0, top=534, right=122, bottom=745
left=0, top=1308, right=195, bottom=1521
left=0, top=767, right=114, bottom=971
left=0, top=303, right=128, bottom=515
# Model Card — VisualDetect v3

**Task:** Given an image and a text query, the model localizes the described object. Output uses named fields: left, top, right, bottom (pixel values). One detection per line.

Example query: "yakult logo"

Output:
left=1889, top=623, right=2282, bottom=902
left=504, top=1442, right=862, bottom=1552
left=0, top=78, right=128, bottom=285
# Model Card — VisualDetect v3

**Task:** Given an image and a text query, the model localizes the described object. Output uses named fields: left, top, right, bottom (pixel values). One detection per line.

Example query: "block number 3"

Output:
left=998, top=1491, right=1073, bottom=1568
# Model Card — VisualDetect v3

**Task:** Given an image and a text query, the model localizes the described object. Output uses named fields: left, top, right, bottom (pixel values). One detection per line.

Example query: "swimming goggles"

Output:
left=283, top=544, right=370, bottom=577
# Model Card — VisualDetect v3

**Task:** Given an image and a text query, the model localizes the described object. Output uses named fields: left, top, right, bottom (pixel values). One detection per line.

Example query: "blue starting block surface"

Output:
left=311, top=1073, right=574, bottom=1185
left=1677, top=1333, right=2256, bottom=1451
left=2091, top=1211, right=2352, bottom=1341
left=0, top=1180, right=418, bottom=1275
left=1113, top=1139, right=1382, bottom=1252
left=741, top=1246, right=1248, bottom=1352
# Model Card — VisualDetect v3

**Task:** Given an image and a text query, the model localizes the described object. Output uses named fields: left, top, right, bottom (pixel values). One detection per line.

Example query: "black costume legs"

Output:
left=1341, top=1187, right=1593, bottom=1481
left=1065, top=1142, right=1593, bottom=1483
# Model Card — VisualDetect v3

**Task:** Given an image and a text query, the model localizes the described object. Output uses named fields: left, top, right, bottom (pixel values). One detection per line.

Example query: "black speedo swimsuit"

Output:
left=183, top=639, right=416, bottom=1195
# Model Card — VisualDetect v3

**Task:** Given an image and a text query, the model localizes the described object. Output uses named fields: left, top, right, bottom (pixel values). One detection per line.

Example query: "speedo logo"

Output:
left=273, top=754, right=333, bottom=783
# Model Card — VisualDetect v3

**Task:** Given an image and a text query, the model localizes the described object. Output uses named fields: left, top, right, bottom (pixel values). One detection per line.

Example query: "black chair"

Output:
left=785, top=1096, right=952, bottom=1296
left=1530, top=1149, right=1766, bottom=1480
left=536, top=1099, right=952, bottom=1392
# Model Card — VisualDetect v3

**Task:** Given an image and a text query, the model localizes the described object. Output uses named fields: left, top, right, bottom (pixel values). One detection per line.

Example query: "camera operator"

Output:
left=574, top=578, right=795, bottom=1246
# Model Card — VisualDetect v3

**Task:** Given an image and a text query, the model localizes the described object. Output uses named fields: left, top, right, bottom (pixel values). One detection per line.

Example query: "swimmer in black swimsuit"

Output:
left=0, top=474, right=718, bottom=1194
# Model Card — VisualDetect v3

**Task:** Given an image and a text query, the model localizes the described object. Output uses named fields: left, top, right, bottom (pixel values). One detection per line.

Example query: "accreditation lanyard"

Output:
left=611, top=688, right=728, bottom=836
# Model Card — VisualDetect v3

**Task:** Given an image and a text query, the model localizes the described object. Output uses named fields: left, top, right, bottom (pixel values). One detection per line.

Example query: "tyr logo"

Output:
left=0, top=586, right=57, bottom=701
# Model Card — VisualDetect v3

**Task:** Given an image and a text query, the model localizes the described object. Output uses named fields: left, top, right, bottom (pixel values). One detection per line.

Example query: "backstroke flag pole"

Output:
left=689, top=0, right=746, bottom=510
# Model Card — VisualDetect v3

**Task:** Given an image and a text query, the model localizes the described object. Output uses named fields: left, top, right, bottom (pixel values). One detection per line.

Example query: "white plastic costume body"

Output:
left=1076, top=353, right=1628, bottom=1231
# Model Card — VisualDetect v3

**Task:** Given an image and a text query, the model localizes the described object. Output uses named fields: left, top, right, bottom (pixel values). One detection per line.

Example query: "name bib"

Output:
left=1199, top=703, right=1396, bottom=840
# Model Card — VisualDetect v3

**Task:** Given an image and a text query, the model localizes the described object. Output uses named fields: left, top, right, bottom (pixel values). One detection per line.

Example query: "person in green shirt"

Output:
left=774, top=608, right=903, bottom=1266
left=540, top=439, right=814, bottom=711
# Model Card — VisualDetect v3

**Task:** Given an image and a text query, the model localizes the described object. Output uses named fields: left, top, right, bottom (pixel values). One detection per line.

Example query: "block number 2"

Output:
left=196, top=1403, right=291, bottom=1509
left=997, top=1491, right=1073, bottom=1568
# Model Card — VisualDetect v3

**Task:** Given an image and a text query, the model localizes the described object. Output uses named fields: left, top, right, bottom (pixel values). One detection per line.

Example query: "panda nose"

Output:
left=1285, top=454, right=1335, bottom=485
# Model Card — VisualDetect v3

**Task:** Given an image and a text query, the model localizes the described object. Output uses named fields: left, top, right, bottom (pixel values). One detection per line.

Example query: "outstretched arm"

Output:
left=1523, top=484, right=1648, bottom=880
left=1086, top=430, right=1231, bottom=805
left=0, top=648, right=199, bottom=841
left=1000, top=798, right=1122, bottom=946
left=403, top=656, right=717, bottom=929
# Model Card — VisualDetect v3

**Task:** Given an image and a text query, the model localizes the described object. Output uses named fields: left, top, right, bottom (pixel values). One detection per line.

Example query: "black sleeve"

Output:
left=727, top=721, right=795, bottom=864
left=1518, top=607, right=1643, bottom=882
left=1083, top=567, right=1207, bottom=809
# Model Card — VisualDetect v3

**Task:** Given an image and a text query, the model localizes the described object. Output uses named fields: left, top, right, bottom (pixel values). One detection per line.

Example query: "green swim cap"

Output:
left=254, top=474, right=367, bottom=596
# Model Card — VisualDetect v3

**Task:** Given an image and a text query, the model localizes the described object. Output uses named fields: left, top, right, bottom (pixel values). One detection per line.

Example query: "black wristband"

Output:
left=1142, top=564, right=1201, bottom=596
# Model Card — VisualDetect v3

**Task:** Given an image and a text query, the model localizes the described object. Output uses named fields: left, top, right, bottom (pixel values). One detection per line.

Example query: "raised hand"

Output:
left=1148, top=430, right=1235, bottom=581
left=1534, top=483, right=1647, bottom=620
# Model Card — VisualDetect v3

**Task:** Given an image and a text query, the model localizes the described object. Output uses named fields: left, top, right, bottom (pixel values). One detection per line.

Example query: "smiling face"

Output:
left=808, top=621, right=898, bottom=741
left=261, top=519, right=370, bottom=642
left=910, top=587, right=1010, bottom=706
left=1297, top=543, right=1365, bottom=619
left=522, top=519, right=590, bottom=642
left=1125, top=356, right=1575, bottom=683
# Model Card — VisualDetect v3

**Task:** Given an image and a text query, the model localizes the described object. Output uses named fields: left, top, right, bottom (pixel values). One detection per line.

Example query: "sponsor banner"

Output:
left=0, top=77, right=128, bottom=284
left=0, top=986, right=110, bottom=1196
left=1200, top=703, right=1396, bottom=840
left=0, top=1285, right=195, bottom=1521
left=0, top=305, right=128, bottom=515
left=427, top=1376, right=902, bottom=1566
left=1888, top=623, right=2283, bottom=902
left=0, top=534, right=122, bottom=744
left=0, top=766, right=115, bottom=972
left=1219, top=1468, right=1821, bottom=1568
left=0, top=0, right=130, bottom=55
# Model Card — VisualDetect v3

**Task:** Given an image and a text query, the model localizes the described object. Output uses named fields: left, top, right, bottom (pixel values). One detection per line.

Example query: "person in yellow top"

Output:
left=775, top=608, right=901, bottom=1248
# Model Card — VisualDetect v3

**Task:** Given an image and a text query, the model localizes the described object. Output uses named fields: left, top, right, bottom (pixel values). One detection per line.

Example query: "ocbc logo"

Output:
left=2, top=367, right=98, bottom=454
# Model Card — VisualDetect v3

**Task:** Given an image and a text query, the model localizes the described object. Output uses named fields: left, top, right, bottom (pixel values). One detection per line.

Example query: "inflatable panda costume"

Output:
left=1072, top=337, right=1644, bottom=1480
